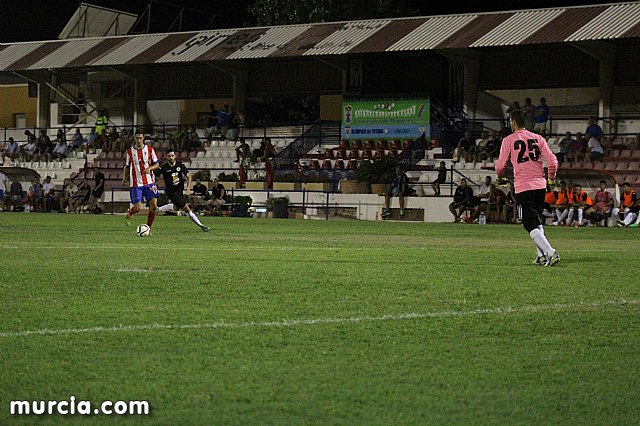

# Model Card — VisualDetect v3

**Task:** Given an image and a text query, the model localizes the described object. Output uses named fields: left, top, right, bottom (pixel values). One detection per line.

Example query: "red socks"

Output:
left=147, top=211, right=156, bottom=227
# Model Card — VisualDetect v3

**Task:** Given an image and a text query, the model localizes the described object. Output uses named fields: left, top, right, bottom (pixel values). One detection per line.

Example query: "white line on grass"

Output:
left=1, top=299, right=638, bottom=339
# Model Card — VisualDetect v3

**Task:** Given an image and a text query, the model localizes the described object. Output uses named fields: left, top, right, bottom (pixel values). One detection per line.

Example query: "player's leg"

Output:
left=398, top=193, right=405, bottom=216
left=126, top=187, right=143, bottom=225
left=518, top=190, right=558, bottom=266
left=146, top=191, right=158, bottom=228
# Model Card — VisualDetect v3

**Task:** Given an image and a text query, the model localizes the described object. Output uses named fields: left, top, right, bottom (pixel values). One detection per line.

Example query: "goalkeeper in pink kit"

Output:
left=495, top=110, right=560, bottom=267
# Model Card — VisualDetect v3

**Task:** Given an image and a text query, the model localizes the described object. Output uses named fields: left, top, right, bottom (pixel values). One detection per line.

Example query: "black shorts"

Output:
left=92, top=189, right=104, bottom=198
left=166, top=188, right=187, bottom=210
left=515, top=189, right=545, bottom=221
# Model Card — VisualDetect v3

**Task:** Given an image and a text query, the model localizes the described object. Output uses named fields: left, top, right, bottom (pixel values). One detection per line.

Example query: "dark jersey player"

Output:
left=150, top=150, right=210, bottom=232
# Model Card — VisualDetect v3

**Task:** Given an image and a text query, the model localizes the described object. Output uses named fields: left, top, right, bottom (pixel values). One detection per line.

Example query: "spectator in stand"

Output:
left=206, top=178, right=226, bottom=215
left=506, top=101, right=521, bottom=115
left=27, top=177, right=43, bottom=212
left=217, top=105, right=230, bottom=140
left=107, top=127, right=120, bottom=152
left=585, top=116, right=603, bottom=141
left=36, top=130, right=53, bottom=162
left=116, top=128, right=132, bottom=152
left=555, top=132, right=573, bottom=163
left=95, top=109, right=109, bottom=136
left=59, top=179, right=78, bottom=213
left=205, top=104, right=218, bottom=142
left=470, top=176, right=492, bottom=222
left=95, top=129, right=109, bottom=151
left=455, top=131, right=475, bottom=162
left=0, top=169, right=7, bottom=211
left=534, top=97, right=549, bottom=136
left=227, top=107, right=242, bottom=142
left=22, top=134, right=38, bottom=162
left=89, top=167, right=105, bottom=213
left=449, top=178, right=474, bottom=223
left=522, top=97, right=537, bottom=131
left=190, top=178, right=209, bottom=210
left=497, top=120, right=511, bottom=142
left=52, top=136, right=69, bottom=161
left=234, top=137, right=250, bottom=163
left=6, top=176, right=24, bottom=211
left=382, top=166, right=409, bottom=218
left=613, top=181, right=638, bottom=227
left=586, top=133, right=605, bottom=162
left=187, top=126, right=201, bottom=151
left=501, top=182, right=517, bottom=224
left=473, top=131, right=490, bottom=163
left=486, top=183, right=506, bottom=222
left=70, top=128, right=84, bottom=152
left=566, top=132, right=586, bottom=163
left=41, top=176, right=56, bottom=212
left=586, top=180, right=613, bottom=226
left=2, top=137, right=20, bottom=164
left=84, top=127, right=97, bottom=154
left=73, top=178, right=91, bottom=212
left=431, top=161, right=447, bottom=196
left=261, top=138, right=277, bottom=161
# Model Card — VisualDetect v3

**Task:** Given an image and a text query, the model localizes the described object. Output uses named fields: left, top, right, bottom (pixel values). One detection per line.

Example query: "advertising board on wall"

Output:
left=341, top=96, right=430, bottom=140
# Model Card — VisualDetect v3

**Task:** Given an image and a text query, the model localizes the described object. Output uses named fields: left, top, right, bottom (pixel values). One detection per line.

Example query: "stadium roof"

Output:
left=1, top=2, right=639, bottom=72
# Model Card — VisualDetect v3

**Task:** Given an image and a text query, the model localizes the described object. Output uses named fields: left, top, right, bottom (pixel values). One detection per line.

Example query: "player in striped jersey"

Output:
left=122, top=130, right=159, bottom=232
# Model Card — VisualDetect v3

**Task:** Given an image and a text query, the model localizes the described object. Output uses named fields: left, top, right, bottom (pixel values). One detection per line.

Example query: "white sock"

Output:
left=566, top=209, right=574, bottom=224
left=530, top=228, right=555, bottom=258
left=158, top=203, right=175, bottom=213
left=612, top=208, right=620, bottom=221
left=187, top=211, right=204, bottom=227
left=635, top=214, right=640, bottom=225
left=624, top=212, right=637, bottom=226
left=577, top=208, right=583, bottom=224
left=558, top=209, right=568, bottom=222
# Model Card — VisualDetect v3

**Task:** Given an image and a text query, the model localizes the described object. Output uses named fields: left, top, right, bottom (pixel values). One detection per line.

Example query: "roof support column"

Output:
left=439, top=49, right=481, bottom=119
left=573, top=41, right=616, bottom=132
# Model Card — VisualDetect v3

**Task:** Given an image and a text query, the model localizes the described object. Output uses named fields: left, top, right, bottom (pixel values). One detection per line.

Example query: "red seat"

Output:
left=334, top=159, right=345, bottom=170
left=322, top=159, right=332, bottom=170
left=324, top=149, right=334, bottom=159
left=348, top=149, right=360, bottom=159
left=376, top=140, right=388, bottom=149
left=339, top=140, right=348, bottom=149
left=350, top=140, right=361, bottom=149
left=364, top=140, right=374, bottom=150
left=403, top=140, right=412, bottom=149
left=310, top=159, right=320, bottom=169
left=615, top=161, right=629, bottom=171
left=390, top=140, right=401, bottom=149
left=347, top=160, right=358, bottom=170
left=362, top=150, right=373, bottom=159
left=388, top=149, right=399, bottom=157
left=336, top=149, right=347, bottom=159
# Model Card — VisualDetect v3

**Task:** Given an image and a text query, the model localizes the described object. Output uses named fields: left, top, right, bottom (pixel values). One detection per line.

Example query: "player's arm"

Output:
left=185, top=172, right=192, bottom=195
left=143, top=162, right=160, bottom=175
left=122, top=164, right=129, bottom=185
left=540, top=138, right=558, bottom=181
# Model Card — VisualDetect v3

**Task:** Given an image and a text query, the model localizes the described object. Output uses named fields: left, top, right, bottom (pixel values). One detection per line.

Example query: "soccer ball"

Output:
left=136, top=224, right=151, bottom=237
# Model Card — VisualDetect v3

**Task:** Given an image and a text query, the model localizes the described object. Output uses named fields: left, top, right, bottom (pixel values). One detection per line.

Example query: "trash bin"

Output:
left=272, top=198, right=289, bottom=219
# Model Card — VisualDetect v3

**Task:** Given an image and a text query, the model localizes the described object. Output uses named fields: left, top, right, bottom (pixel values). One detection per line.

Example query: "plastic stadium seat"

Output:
left=324, top=148, right=334, bottom=159
left=347, top=160, right=358, bottom=170
left=620, top=150, right=632, bottom=159
left=628, top=161, right=640, bottom=171
left=615, top=161, right=628, bottom=171
left=611, top=150, right=621, bottom=159
left=350, top=140, right=361, bottom=149
left=364, top=140, right=374, bottom=150
left=334, top=159, right=345, bottom=170
left=322, top=159, right=332, bottom=170
left=376, top=140, right=388, bottom=149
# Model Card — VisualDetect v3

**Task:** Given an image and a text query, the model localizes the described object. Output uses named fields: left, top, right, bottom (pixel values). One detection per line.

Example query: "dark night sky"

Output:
left=0, top=0, right=613, bottom=43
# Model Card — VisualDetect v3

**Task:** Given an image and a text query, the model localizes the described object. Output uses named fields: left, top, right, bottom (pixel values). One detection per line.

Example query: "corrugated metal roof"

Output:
left=0, top=43, right=42, bottom=71
left=566, top=2, right=640, bottom=41
left=522, top=6, right=609, bottom=44
left=196, top=28, right=267, bottom=61
left=387, top=15, right=477, bottom=51
left=128, top=32, right=196, bottom=64
left=227, top=25, right=311, bottom=59
left=471, top=9, right=565, bottom=47
left=349, top=18, right=425, bottom=53
left=302, top=20, right=391, bottom=56
left=1, top=2, right=639, bottom=72
left=270, top=24, right=344, bottom=57
left=156, top=30, right=238, bottom=63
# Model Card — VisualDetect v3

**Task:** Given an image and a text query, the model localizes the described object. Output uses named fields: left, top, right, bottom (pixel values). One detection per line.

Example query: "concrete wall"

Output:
left=0, top=85, right=37, bottom=128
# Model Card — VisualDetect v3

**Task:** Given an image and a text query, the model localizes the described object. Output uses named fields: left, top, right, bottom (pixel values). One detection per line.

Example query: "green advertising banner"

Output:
left=342, top=96, right=430, bottom=140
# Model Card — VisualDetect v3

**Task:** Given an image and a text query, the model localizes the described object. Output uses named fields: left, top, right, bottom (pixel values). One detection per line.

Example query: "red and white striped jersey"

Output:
left=125, top=145, right=159, bottom=188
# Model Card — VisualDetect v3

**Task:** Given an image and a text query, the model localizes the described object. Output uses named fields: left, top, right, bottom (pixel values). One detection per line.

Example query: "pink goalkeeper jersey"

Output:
left=125, top=145, right=158, bottom=188
left=495, top=129, right=558, bottom=194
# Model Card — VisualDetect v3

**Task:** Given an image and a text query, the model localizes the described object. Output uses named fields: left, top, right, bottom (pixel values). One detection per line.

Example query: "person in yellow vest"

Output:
left=567, top=183, right=593, bottom=227
left=613, top=181, right=638, bottom=227
left=95, top=109, right=109, bottom=136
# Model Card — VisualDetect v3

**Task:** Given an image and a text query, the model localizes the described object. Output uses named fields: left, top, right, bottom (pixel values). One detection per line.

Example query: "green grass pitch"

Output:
left=1, top=214, right=639, bottom=424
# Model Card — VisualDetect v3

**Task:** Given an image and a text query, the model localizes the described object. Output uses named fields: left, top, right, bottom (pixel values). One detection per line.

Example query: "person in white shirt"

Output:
left=2, top=138, right=20, bottom=164
left=53, top=138, right=69, bottom=161
left=41, top=176, right=56, bottom=212
left=586, top=133, right=604, bottom=161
